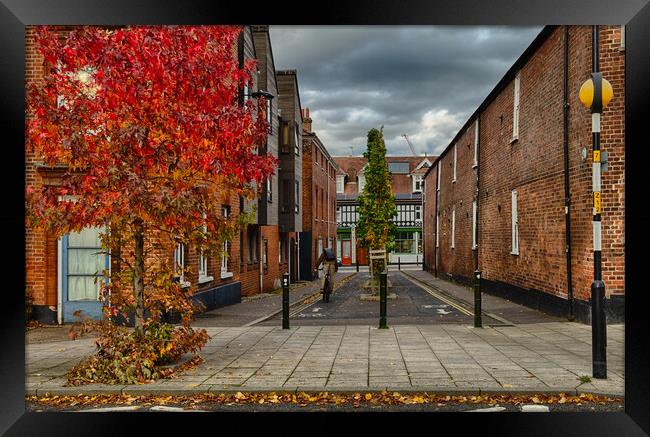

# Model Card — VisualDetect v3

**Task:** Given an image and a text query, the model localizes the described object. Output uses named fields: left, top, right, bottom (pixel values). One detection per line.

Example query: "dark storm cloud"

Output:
left=269, top=26, right=543, bottom=156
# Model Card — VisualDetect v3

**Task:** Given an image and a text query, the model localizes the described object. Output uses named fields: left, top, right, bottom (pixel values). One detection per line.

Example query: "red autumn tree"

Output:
left=26, top=25, right=276, bottom=337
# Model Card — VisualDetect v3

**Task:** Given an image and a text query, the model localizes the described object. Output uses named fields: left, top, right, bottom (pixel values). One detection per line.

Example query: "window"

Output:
left=473, top=120, right=479, bottom=167
left=338, top=205, right=358, bottom=226
left=394, top=204, right=420, bottom=226
left=413, top=175, right=423, bottom=193
left=452, top=144, right=457, bottom=182
left=221, top=206, right=232, bottom=278
left=336, top=175, right=345, bottom=193
left=436, top=164, right=441, bottom=191
left=173, top=243, right=189, bottom=287
left=472, top=200, right=477, bottom=249
left=620, top=25, right=625, bottom=50
left=263, top=239, right=268, bottom=273
left=199, top=213, right=212, bottom=283
left=336, top=207, right=342, bottom=223
left=358, top=174, right=366, bottom=193
left=511, top=190, right=519, bottom=255
left=294, top=125, right=300, bottom=156
left=388, top=162, right=410, bottom=174
left=266, top=177, right=272, bottom=203
left=295, top=180, right=300, bottom=213
left=415, top=205, right=422, bottom=222
left=281, top=121, right=290, bottom=153
left=281, top=179, right=291, bottom=213
left=451, top=206, right=456, bottom=249
left=243, top=83, right=250, bottom=104
left=512, top=71, right=520, bottom=142
left=248, top=229, right=257, bottom=263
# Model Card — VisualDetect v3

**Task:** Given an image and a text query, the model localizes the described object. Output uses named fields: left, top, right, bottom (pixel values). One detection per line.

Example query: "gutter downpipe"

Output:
left=474, top=117, right=481, bottom=273
left=563, top=26, right=575, bottom=321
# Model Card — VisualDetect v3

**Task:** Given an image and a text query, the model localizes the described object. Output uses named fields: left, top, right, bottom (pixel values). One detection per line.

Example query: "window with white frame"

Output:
left=415, top=205, right=422, bottom=222
left=472, top=200, right=477, bottom=249
left=336, top=175, right=345, bottom=194
left=412, top=174, right=423, bottom=193
left=620, top=25, right=625, bottom=50
left=221, top=206, right=233, bottom=278
left=452, top=145, right=457, bottom=182
left=473, top=120, right=479, bottom=167
left=358, top=174, right=366, bottom=193
left=511, top=190, right=519, bottom=255
left=512, top=71, right=520, bottom=142
left=451, top=206, right=456, bottom=249
left=198, top=214, right=211, bottom=283
left=173, top=243, right=189, bottom=287
left=243, top=83, right=250, bottom=104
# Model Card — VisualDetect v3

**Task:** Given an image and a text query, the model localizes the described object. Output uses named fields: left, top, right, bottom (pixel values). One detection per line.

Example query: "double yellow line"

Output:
left=401, top=273, right=474, bottom=316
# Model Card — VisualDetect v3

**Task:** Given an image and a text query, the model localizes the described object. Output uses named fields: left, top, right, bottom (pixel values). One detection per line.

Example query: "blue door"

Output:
left=62, top=227, right=109, bottom=322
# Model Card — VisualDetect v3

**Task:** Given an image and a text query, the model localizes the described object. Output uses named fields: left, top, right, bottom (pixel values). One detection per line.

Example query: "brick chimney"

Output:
left=301, top=108, right=312, bottom=133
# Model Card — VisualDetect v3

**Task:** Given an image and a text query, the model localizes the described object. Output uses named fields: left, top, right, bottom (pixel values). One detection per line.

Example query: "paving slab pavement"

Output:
left=26, top=322, right=624, bottom=397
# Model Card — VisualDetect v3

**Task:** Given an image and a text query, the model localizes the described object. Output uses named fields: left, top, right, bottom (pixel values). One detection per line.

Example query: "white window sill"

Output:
left=220, top=271, right=234, bottom=279
left=198, top=275, right=213, bottom=284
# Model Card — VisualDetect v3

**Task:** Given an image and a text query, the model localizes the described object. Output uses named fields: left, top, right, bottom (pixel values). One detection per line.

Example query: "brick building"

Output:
left=422, top=25, right=625, bottom=323
left=335, top=155, right=434, bottom=266
left=25, top=25, right=292, bottom=323
left=300, top=108, right=339, bottom=280
left=238, top=26, right=284, bottom=296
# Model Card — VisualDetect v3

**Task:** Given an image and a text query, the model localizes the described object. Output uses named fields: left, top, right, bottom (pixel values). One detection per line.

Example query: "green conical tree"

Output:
left=356, top=128, right=396, bottom=283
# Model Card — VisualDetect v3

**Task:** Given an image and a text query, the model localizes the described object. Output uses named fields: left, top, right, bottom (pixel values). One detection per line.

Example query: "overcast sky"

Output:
left=269, top=26, right=543, bottom=157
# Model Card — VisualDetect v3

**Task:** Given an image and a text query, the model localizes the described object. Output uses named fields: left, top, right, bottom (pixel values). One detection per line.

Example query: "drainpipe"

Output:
left=474, top=117, right=481, bottom=273
left=434, top=164, right=440, bottom=277
left=563, top=25, right=575, bottom=321
left=259, top=226, right=263, bottom=293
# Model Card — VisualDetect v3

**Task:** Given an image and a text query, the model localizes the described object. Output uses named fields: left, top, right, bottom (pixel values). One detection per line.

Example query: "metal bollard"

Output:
left=474, top=270, right=482, bottom=328
left=282, top=273, right=290, bottom=329
left=379, top=271, right=388, bottom=329
left=398, top=257, right=401, bottom=271
left=356, top=259, right=359, bottom=272
left=591, top=280, right=607, bottom=378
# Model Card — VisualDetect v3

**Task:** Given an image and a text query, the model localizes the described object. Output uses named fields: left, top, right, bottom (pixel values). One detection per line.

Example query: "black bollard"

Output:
left=591, top=280, right=607, bottom=378
left=398, top=257, right=401, bottom=271
left=356, top=259, right=359, bottom=272
left=474, top=270, right=482, bottom=328
left=379, top=271, right=388, bottom=329
left=282, top=273, right=290, bottom=329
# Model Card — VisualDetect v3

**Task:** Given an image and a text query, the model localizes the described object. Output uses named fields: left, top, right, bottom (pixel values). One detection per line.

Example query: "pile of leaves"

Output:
left=66, top=317, right=209, bottom=385
left=26, top=391, right=623, bottom=409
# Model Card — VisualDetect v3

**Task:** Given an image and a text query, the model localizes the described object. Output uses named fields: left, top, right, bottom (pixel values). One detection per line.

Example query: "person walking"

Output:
left=316, top=247, right=337, bottom=297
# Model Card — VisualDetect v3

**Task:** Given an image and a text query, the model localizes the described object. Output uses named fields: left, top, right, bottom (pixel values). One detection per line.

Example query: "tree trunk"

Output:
left=133, top=219, right=145, bottom=336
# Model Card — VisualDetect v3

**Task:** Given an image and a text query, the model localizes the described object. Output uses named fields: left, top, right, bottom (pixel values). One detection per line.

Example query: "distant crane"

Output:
left=402, top=134, right=418, bottom=156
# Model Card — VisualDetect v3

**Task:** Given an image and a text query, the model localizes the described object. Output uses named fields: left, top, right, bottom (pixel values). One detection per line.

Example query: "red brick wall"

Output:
left=422, top=167, right=437, bottom=272
left=423, top=26, right=625, bottom=306
left=433, top=124, right=477, bottom=283
left=303, top=133, right=338, bottom=271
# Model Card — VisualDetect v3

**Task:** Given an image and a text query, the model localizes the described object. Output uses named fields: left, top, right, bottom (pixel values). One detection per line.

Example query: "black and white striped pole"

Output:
left=579, top=25, right=613, bottom=379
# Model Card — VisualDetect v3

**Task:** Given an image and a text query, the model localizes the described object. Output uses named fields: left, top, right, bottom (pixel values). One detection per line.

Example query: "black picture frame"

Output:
left=2, top=0, right=649, bottom=434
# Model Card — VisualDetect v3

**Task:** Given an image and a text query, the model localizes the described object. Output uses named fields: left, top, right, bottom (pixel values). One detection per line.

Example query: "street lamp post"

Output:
left=578, top=25, right=614, bottom=379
